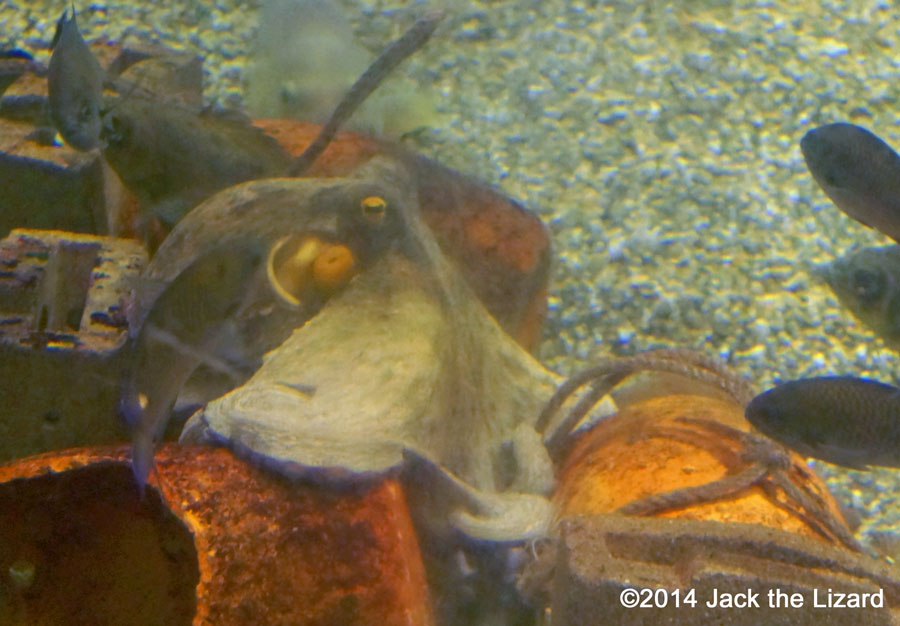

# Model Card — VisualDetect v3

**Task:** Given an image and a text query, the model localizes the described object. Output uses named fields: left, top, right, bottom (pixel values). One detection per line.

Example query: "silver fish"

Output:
left=47, top=9, right=104, bottom=151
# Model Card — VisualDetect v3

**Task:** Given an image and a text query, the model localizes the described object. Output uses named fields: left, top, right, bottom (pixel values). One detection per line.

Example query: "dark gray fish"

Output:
left=90, top=11, right=436, bottom=232
left=746, top=375, right=900, bottom=469
left=801, top=122, right=900, bottom=243
left=287, top=10, right=443, bottom=176
left=123, top=240, right=265, bottom=491
left=42, top=23, right=284, bottom=230
left=818, top=244, right=900, bottom=348
left=100, top=96, right=291, bottom=228
left=47, top=9, right=104, bottom=151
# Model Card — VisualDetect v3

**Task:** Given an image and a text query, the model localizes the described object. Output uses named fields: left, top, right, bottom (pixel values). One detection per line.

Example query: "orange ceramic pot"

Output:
left=0, top=443, right=433, bottom=626
left=555, top=392, right=854, bottom=547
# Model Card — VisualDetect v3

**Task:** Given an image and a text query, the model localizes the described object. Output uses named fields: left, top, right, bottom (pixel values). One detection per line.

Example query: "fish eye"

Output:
left=360, top=195, right=387, bottom=224
left=851, top=268, right=885, bottom=305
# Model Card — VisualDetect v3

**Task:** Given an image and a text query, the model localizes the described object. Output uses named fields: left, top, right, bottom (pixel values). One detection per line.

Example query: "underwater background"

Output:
left=3, top=0, right=900, bottom=554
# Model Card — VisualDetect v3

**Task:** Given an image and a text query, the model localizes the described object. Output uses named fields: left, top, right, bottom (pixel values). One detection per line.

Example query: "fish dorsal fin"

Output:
left=50, top=9, right=71, bottom=51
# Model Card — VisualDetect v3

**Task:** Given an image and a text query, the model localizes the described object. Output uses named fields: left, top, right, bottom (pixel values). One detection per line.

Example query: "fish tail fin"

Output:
left=51, top=7, right=79, bottom=50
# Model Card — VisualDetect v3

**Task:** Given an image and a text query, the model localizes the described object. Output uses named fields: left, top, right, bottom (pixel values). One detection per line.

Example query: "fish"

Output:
left=39, top=5, right=440, bottom=240
left=44, top=12, right=285, bottom=231
left=745, top=375, right=900, bottom=469
left=818, top=244, right=900, bottom=347
left=100, top=9, right=440, bottom=232
left=122, top=240, right=266, bottom=492
left=801, top=122, right=900, bottom=243
left=100, top=96, right=291, bottom=228
left=47, top=9, right=104, bottom=151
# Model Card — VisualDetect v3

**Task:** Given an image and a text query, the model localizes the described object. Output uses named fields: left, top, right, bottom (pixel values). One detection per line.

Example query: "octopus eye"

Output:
left=360, top=196, right=387, bottom=223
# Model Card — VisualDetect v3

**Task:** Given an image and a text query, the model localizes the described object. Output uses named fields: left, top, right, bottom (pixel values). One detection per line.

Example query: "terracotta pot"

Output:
left=555, top=392, right=854, bottom=546
left=0, top=443, right=433, bottom=626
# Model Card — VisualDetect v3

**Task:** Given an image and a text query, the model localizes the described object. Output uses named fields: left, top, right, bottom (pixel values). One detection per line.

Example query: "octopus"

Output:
left=134, top=168, right=857, bottom=550
left=132, top=155, right=562, bottom=542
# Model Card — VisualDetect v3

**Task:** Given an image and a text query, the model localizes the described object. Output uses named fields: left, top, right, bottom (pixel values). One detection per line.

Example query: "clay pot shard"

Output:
left=0, top=443, right=434, bottom=626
